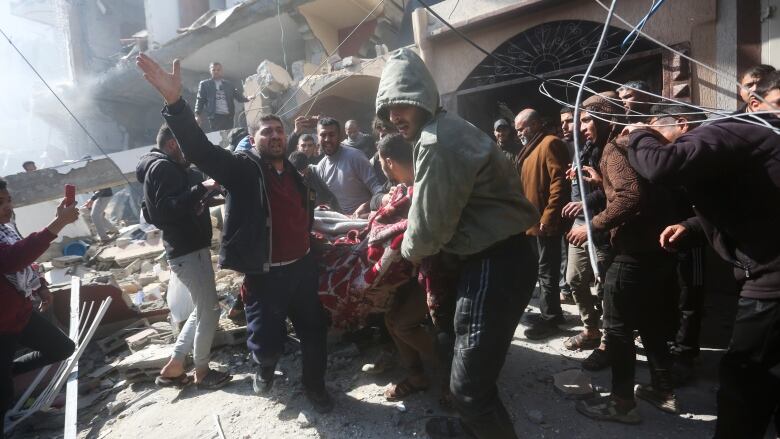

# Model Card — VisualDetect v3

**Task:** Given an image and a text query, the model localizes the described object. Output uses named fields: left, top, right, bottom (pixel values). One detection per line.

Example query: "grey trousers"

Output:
left=566, top=242, right=611, bottom=329
left=90, top=196, right=114, bottom=241
left=169, top=248, right=221, bottom=369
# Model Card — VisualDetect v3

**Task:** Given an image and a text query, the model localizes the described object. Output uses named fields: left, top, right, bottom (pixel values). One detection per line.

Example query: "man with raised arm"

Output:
left=136, top=54, right=332, bottom=414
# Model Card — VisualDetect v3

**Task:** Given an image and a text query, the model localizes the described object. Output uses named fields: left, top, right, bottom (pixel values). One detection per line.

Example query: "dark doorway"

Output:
left=454, top=53, right=662, bottom=134
left=449, top=20, right=662, bottom=134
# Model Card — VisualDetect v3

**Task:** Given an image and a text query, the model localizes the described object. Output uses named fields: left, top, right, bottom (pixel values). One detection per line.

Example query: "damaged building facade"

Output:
left=408, top=0, right=780, bottom=132
left=11, top=0, right=406, bottom=161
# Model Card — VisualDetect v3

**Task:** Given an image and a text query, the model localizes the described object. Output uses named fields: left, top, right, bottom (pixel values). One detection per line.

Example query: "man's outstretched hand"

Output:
left=136, top=53, right=182, bottom=105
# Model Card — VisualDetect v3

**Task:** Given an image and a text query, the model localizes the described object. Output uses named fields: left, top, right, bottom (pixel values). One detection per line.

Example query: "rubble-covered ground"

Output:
left=10, top=288, right=770, bottom=439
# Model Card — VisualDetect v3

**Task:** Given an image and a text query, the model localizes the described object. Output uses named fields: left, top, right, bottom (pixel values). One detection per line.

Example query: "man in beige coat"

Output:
left=515, top=108, right=571, bottom=340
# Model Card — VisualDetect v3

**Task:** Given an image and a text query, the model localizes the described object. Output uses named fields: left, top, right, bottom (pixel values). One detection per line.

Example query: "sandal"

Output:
left=384, top=377, right=428, bottom=401
left=155, top=374, right=192, bottom=388
left=564, top=332, right=601, bottom=351
left=425, top=417, right=476, bottom=439
left=582, top=348, right=610, bottom=371
left=196, top=369, right=232, bottom=390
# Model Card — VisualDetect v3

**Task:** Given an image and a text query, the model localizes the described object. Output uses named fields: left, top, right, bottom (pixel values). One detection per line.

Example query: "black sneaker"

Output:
left=576, top=394, right=641, bottom=424
left=635, top=384, right=680, bottom=414
left=305, top=388, right=334, bottom=414
left=524, top=319, right=562, bottom=340
left=252, top=366, right=275, bottom=395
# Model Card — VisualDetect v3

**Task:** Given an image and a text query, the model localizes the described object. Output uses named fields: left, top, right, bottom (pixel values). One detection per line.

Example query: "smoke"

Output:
left=0, top=2, right=72, bottom=175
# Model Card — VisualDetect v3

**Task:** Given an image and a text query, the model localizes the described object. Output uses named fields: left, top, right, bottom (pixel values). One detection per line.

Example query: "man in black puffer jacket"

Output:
left=136, top=124, right=230, bottom=390
left=627, top=71, right=780, bottom=439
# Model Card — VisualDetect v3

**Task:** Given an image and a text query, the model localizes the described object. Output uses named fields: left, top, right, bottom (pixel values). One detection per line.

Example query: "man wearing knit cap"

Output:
left=562, top=93, right=615, bottom=371
left=573, top=93, right=687, bottom=424
left=493, top=118, right=521, bottom=166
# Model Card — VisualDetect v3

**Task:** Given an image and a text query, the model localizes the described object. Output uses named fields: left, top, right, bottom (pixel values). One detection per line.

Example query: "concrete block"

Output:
left=51, top=255, right=85, bottom=268
left=255, top=60, right=293, bottom=93
left=212, top=319, right=247, bottom=348
left=553, top=369, right=593, bottom=399
left=97, top=319, right=151, bottom=353
left=116, top=343, right=172, bottom=372
left=138, top=272, right=157, bottom=287
left=125, top=328, right=158, bottom=352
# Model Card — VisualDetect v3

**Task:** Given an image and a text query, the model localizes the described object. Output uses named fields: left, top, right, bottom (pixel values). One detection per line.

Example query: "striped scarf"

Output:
left=0, top=223, right=40, bottom=297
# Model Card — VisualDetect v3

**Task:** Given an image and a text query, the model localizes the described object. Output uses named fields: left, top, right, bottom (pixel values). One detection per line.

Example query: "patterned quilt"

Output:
left=316, top=186, right=415, bottom=330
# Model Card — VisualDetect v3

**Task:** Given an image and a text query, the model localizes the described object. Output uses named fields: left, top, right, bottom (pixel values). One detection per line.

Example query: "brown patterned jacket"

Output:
left=592, top=134, right=687, bottom=258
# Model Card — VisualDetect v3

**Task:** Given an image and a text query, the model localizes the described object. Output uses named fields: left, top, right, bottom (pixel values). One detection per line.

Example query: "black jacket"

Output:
left=628, top=115, right=780, bottom=299
left=162, top=99, right=315, bottom=274
left=135, top=150, right=212, bottom=259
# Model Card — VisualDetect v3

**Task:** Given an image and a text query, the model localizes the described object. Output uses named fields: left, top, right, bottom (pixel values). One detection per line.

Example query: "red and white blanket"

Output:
left=316, top=186, right=415, bottom=330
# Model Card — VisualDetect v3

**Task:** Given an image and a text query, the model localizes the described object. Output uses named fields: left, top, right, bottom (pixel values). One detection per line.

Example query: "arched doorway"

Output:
left=447, top=20, right=667, bottom=133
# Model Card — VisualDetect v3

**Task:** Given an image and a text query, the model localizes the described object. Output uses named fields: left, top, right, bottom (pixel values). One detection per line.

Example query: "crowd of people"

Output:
left=1, top=48, right=778, bottom=438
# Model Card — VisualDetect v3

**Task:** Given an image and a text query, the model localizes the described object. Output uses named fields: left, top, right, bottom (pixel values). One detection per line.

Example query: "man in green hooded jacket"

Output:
left=376, top=48, right=540, bottom=439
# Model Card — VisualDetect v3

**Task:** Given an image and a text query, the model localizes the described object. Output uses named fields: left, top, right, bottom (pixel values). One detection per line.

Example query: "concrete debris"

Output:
left=51, top=255, right=85, bottom=268
left=97, top=319, right=152, bottom=354
left=97, top=239, right=165, bottom=267
left=138, top=272, right=158, bottom=287
left=125, top=328, right=159, bottom=352
left=213, top=319, right=248, bottom=348
left=552, top=369, right=594, bottom=399
left=125, top=323, right=173, bottom=352
left=254, top=60, right=293, bottom=93
left=116, top=344, right=174, bottom=382
left=87, top=364, right=116, bottom=379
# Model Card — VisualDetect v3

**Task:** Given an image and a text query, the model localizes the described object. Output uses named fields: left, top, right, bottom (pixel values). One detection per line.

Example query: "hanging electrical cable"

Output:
left=597, top=0, right=663, bottom=81
left=570, top=0, right=618, bottom=282
left=592, top=0, right=780, bottom=132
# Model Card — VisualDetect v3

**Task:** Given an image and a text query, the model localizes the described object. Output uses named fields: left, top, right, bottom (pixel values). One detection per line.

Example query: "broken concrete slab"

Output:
left=138, top=272, right=157, bottom=287
left=87, top=364, right=116, bottom=380
left=116, top=344, right=172, bottom=380
left=212, top=319, right=248, bottom=348
left=254, top=60, right=293, bottom=93
left=125, top=328, right=158, bottom=352
left=553, top=369, right=594, bottom=399
left=97, top=319, right=151, bottom=354
left=51, top=255, right=85, bottom=268
left=97, top=240, right=165, bottom=267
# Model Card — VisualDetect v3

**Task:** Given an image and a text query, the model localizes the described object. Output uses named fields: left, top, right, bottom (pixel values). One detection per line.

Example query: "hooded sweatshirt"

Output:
left=375, top=49, right=539, bottom=262
left=136, top=150, right=212, bottom=259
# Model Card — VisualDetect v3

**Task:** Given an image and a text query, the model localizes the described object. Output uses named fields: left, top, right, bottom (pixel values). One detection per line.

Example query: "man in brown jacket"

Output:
left=514, top=108, right=571, bottom=339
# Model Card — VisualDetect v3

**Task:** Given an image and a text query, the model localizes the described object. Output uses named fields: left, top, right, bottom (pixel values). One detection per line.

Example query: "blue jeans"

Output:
left=243, top=253, right=327, bottom=391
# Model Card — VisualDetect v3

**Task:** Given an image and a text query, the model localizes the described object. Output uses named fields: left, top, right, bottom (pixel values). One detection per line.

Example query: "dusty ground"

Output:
left=10, top=291, right=778, bottom=439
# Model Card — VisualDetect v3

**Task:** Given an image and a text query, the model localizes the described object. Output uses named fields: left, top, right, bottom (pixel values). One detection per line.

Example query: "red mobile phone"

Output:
left=65, top=184, right=76, bottom=205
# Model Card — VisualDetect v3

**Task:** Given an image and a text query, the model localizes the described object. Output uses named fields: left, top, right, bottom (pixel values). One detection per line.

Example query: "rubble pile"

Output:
left=8, top=209, right=252, bottom=437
